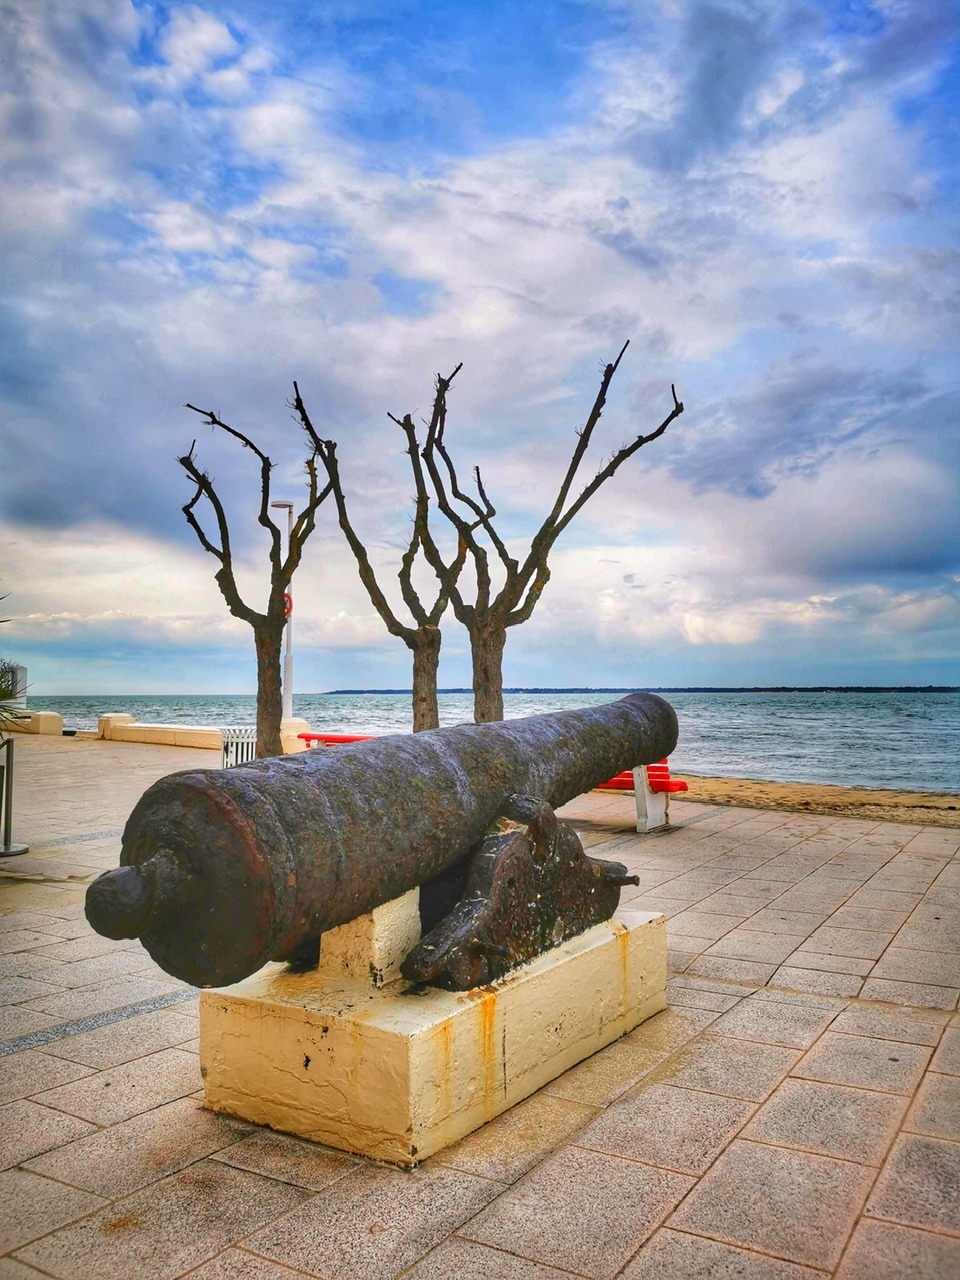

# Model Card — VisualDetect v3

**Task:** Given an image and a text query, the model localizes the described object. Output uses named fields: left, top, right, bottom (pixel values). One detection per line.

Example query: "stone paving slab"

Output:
left=1, top=735, right=959, bottom=1276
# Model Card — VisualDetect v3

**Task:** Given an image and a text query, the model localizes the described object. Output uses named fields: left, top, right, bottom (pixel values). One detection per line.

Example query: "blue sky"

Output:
left=1, top=0, right=959, bottom=695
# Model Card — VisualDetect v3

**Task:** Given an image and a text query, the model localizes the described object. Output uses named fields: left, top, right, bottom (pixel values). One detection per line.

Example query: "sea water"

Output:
left=24, top=691, right=960, bottom=793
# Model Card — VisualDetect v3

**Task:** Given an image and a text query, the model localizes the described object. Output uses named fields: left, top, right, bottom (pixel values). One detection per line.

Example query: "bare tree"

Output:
left=293, top=382, right=467, bottom=731
left=419, top=341, right=684, bottom=722
left=179, top=400, right=331, bottom=758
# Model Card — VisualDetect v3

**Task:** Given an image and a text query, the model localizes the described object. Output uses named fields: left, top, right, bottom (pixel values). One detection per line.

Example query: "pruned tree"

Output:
left=179, top=399, right=331, bottom=758
left=293, top=381, right=467, bottom=732
left=419, top=341, right=684, bottom=722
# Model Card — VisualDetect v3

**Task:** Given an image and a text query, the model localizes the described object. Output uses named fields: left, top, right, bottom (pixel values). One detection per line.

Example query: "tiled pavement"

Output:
left=0, top=734, right=958, bottom=1277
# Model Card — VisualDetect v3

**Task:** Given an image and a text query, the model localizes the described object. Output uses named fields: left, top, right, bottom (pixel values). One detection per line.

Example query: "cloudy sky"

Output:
left=2, top=0, right=958, bottom=696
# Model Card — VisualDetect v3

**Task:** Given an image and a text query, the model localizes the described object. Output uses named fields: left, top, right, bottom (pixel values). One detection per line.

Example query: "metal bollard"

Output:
left=0, top=737, right=29, bottom=856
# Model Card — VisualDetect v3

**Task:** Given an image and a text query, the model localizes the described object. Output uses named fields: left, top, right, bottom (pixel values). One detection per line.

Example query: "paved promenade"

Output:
left=1, top=734, right=958, bottom=1278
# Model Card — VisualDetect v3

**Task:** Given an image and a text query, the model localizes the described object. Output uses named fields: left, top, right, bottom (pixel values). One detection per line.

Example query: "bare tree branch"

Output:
left=415, top=343, right=683, bottom=721
left=180, top=397, right=331, bottom=756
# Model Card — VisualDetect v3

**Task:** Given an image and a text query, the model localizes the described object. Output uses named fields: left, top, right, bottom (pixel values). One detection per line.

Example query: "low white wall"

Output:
left=98, top=714, right=312, bottom=754
left=99, top=715, right=222, bottom=750
left=6, top=709, right=63, bottom=735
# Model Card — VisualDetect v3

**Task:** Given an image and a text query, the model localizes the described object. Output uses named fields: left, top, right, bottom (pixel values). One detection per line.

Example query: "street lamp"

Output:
left=271, top=501, right=295, bottom=720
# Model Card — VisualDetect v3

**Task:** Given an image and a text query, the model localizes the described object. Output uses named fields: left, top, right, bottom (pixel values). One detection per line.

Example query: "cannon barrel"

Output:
left=85, top=693, right=678, bottom=986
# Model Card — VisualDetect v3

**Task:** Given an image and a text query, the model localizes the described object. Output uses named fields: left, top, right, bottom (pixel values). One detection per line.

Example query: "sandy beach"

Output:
left=679, top=772, right=960, bottom=827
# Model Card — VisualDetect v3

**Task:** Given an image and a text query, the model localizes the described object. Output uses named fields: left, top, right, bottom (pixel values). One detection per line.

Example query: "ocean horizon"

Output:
left=25, top=689, right=960, bottom=795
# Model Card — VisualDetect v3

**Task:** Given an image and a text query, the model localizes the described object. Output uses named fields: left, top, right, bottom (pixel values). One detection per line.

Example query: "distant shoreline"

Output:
left=321, top=686, right=960, bottom=695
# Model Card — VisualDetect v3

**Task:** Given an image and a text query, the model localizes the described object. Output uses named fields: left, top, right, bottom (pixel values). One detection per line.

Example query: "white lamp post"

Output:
left=271, top=501, right=295, bottom=720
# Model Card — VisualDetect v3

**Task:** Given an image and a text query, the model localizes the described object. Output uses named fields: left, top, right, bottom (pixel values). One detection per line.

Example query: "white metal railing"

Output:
left=221, top=726, right=258, bottom=768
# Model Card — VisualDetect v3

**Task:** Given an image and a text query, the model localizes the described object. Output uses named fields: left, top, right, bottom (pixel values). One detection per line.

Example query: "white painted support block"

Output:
left=634, top=765, right=668, bottom=832
left=317, top=888, right=421, bottom=987
left=200, top=906, right=666, bottom=1167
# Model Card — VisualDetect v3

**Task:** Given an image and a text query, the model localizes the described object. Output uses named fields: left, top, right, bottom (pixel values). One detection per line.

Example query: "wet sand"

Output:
left=679, top=773, right=960, bottom=827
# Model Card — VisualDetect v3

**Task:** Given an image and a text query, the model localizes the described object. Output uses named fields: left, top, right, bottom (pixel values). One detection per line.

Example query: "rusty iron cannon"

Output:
left=84, top=692, right=678, bottom=988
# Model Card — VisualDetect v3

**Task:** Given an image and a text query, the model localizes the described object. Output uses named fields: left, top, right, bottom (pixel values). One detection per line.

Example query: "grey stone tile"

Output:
left=576, top=1082, right=755, bottom=1174
left=931, top=1025, right=960, bottom=1074
left=246, top=1161, right=501, bottom=1280
left=687, top=955, right=778, bottom=986
left=665, top=982, right=742, bottom=1013
left=624, top=1228, right=827, bottom=1279
left=181, top=1251, right=309, bottom=1279
left=627, top=1006, right=724, bottom=1053
left=734, top=879, right=799, bottom=899
left=405, top=1238, right=573, bottom=1279
left=35, top=951, right=157, bottom=989
left=0, top=1050, right=93, bottom=1104
left=647, top=1035, right=800, bottom=1101
left=708, top=999, right=837, bottom=1049
left=210, top=1129, right=360, bottom=1191
left=667, top=947, right=698, bottom=973
left=905, top=1072, right=960, bottom=1141
left=859, top=977, right=960, bottom=1011
left=829, top=1006, right=948, bottom=1046
left=705, top=930, right=808, bottom=965
left=746, top=988, right=843, bottom=1012
left=0, top=1099, right=95, bottom=1170
left=24, top=1098, right=251, bottom=1197
left=667, top=910, right=744, bottom=940
left=668, top=976, right=751, bottom=998
left=34, top=1047, right=201, bottom=1125
left=0, top=951, right=70, bottom=982
left=792, top=1031, right=931, bottom=1095
left=693, top=894, right=777, bottom=918
left=835, top=1218, right=960, bottom=1280
left=737, top=908, right=828, bottom=935
left=799, top=927, right=893, bottom=960
left=0, top=976, right=64, bottom=1004
left=743, top=1077, right=906, bottom=1165
left=41, top=1009, right=199, bottom=1069
left=770, top=967, right=863, bottom=998
left=848, top=889, right=923, bottom=911
left=21, top=975, right=178, bottom=1021
left=667, top=1138, right=875, bottom=1270
left=0, top=930, right=64, bottom=954
left=436, top=1092, right=595, bottom=1184
left=829, top=906, right=912, bottom=932
left=0, top=1167, right=104, bottom=1254
left=15, top=1160, right=309, bottom=1279
left=0, top=1256, right=55, bottom=1279
left=896, top=909, right=960, bottom=953
left=461, top=1144, right=693, bottom=1279
left=871, top=948, right=960, bottom=988
left=0, top=1006, right=59, bottom=1038
left=0, top=912, right=73, bottom=936
left=33, top=936, right=138, bottom=963
left=782, top=950, right=874, bottom=977
left=541, top=1037, right=666, bottom=1107
left=866, top=1133, right=960, bottom=1234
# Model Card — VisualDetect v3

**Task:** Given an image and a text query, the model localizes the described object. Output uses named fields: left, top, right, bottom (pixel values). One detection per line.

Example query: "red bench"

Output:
left=596, top=758, right=688, bottom=794
left=298, top=733, right=375, bottom=746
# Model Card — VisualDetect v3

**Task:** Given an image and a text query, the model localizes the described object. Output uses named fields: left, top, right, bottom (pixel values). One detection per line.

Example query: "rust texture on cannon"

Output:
left=84, top=693, right=678, bottom=988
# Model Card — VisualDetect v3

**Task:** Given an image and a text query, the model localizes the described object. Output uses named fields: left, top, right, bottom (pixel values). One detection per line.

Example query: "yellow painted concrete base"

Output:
left=200, top=907, right=666, bottom=1166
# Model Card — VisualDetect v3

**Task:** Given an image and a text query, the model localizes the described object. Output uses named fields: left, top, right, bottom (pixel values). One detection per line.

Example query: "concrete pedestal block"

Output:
left=200, top=906, right=666, bottom=1166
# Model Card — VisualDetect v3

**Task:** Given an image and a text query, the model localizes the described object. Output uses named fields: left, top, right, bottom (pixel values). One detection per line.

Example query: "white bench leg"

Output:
left=633, top=765, right=668, bottom=833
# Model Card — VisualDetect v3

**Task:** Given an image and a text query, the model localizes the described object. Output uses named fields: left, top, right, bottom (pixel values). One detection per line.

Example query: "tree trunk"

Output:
left=470, top=623, right=506, bottom=723
left=410, top=626, right=442, bottom=732
left=254, top=625, right=284, bottom=758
